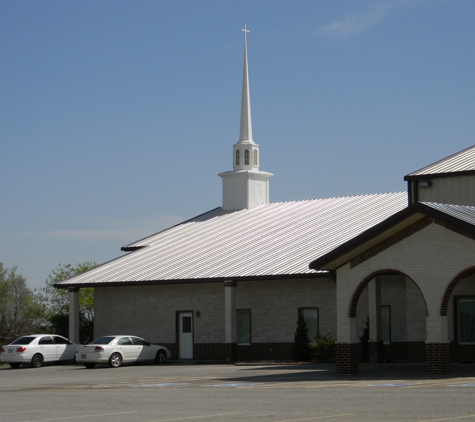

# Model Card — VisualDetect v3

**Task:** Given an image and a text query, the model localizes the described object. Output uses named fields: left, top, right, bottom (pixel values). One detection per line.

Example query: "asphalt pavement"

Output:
left=2, top=361, right=475, bottom=421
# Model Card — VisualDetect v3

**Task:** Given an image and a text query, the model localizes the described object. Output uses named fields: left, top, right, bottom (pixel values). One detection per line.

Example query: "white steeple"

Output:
left=218, top=25, right=273, bottom=211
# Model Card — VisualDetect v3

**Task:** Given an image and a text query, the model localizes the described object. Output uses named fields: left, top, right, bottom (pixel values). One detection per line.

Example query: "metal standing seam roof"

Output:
left=422, top=202, right=475, bottom=226
left=57, top=192, right=408, bottom=287
left=405, top=144, right=475, bottom=178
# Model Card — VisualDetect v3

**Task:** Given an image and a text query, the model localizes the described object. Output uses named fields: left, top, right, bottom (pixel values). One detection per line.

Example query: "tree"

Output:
left=0, top=263, right=43, bottom=345
left=291, top=313, right=312, bottom=361
left=36, top=262, right=96, bottom=343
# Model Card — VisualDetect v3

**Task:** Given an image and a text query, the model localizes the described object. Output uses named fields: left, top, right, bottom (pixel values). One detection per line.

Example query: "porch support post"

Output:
left=68, top=287, right=80, bottom=343
left=336, top=317, right=360, bottom=374
left=368, top=278, right=384, bottom=362
left=224, top=280, right=237, bottom=362
left=425, top=314, right=450, bottom=374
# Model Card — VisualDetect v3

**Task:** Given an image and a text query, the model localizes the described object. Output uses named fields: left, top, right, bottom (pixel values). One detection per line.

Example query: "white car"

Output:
left=0, top=334, right=81, bottom=368
left=75, top=335, right=171, bottom=368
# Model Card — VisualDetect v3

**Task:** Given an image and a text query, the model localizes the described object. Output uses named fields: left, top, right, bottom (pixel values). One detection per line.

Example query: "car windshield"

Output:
left=11, top=336, right=36, bottom=345
left=89, top=336, right=115, bottom=345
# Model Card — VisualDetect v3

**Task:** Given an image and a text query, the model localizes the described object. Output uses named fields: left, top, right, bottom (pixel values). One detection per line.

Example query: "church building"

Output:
left=57, top=27, right=475, bottom=374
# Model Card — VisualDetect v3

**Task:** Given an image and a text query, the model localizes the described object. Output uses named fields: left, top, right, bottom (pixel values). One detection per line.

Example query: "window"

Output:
left=253, top=149, right=258, bottom=166
left=53, top=336, right=69, bottom=344
left=39, top=336, right=54, bottom=345
left=381, top=305, right=391, bottom=344
left=237, top=309, right=251, bottom=344
left=458, top=298, right=475, bottom=344
left=244, top=149, right=250, bottom=165
left=235, top=150, right=240, bottom=166
left=300, top=308, right=318, bottom=342
left=117, top=337, right=133, bottom=345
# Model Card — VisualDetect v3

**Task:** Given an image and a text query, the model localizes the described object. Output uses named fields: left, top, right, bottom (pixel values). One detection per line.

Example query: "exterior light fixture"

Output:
left=418, top=179, right=432, bottom=188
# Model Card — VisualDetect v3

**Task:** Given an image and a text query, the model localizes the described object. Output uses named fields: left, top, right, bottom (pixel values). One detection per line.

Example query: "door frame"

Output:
left=176, top=311, right=194, bottom=359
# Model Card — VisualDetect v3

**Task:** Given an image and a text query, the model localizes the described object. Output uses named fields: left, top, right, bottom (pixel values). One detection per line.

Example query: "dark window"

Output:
left=39, top=336, right=54, bottom=345
left=131, top=337, right=148, bottom=346
left=299, top=308, right=318, bottom=341
left=458, top=298, right=475, bottom=344
left=237, top=310, right=251, bottom=344
left=53, top=336, right=70, bottom=344
left=89, top=336, right=115, bottom=345
left=117, top=337, right=133, bottom=345
left=11, top=336, right=35, bottom=345
left=244, top=149, right=250, bottom=165
left=182, top=317, right=192, bottom=333
left=381, top=306, right=391, bottom=344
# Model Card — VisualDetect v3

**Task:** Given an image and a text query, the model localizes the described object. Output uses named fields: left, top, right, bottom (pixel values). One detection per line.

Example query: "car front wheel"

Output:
left=108, top=353, right=122, bottom=368
left=155, top=350, right=166, bottom=364
left=31, top=354, right=44, bottom=368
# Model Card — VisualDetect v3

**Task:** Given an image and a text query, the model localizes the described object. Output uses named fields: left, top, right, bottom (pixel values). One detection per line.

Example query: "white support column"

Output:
left=368, top=278, right=381, bottom=342
left=368, top=278, right=383, bottom=362
left=224, top=280, right=237, bottom=343
left=68, top=287, right=80, bottom=343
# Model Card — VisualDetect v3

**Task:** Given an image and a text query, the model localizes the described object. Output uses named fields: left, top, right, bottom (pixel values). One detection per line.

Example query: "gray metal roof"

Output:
left=422, top=202, right=475, bottom=226
left=406, top=145, right=475, bottom=178
left=57, top=192, right=408, bottom=286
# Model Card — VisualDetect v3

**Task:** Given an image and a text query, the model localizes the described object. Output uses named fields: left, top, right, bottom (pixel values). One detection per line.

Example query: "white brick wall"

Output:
left=336, top=223, right=475, bottom=343
left=94, top=277, right=337, bottom=345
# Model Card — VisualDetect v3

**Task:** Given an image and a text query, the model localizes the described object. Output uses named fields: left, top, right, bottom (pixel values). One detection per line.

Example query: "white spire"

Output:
left=239, top=24, right=253, bottom=144
left=218, top=25, right=273, bottom=210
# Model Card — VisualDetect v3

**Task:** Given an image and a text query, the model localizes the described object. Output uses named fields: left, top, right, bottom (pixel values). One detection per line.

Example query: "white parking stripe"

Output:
left=148, top=413, right=239, bottom=421
left=0, top=410, right=48, bottom=416
left=22, top=411, right=138, bottom=422
left=276, top=414, right=355, bottom=421
left=417, top=415, right=475, bottom=422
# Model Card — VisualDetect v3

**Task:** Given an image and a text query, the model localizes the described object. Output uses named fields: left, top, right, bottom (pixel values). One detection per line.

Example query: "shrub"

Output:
left=291, top=313, right=312, bottom=361
left=309, top=334, right=336, bottom=362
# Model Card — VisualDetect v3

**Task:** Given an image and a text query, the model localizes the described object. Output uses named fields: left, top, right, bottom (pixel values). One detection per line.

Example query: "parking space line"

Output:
left=147, top=412, right=239, bottom=421
left=22, top=411, right=138, bottom=422
left=417, top=415, right=475, bottom=422
left=0, top=410, right=48, bottom=416
left=276, top=414, right=354, bottom=421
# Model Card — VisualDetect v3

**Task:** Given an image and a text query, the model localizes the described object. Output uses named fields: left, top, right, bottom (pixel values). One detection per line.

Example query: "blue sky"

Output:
left=1, top=0, right=474, bottom=289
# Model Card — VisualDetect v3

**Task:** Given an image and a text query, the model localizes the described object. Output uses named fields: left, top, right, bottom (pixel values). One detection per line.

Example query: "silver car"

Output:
left=0, top=334, right=81, bottom=368
left=75, top=335, right=171, bottom=368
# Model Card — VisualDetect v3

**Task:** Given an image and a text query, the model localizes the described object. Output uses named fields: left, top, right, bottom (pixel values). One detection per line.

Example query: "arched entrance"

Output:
left=337, top=269, right=428, bottom=374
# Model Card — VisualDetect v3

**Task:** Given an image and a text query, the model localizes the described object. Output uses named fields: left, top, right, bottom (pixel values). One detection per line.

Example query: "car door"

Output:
left=116, top=337, right=137, bottom=362
left=132, top=337, right=155, bottom=362
left=38, top=336, right=56, bottom=362
left=53, top=336, right=74, bottom=361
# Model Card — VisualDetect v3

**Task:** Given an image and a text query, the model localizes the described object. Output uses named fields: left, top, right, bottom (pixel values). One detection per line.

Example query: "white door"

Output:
left=179, top=312, right=193, bottom=359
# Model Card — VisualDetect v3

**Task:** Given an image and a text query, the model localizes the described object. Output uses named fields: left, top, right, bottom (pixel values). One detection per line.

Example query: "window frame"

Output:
left=244, top=149, right=250, bottom=166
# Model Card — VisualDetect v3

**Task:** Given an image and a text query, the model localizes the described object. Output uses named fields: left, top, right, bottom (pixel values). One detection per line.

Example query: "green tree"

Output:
left=291, top=313, right=312, bottom=361
left=0, top=263, right=43, bottom=345
left=36, top=262, right=96, bottom=343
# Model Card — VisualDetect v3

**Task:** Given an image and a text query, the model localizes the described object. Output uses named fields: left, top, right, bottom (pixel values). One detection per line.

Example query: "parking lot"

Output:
left=2, top=362, right=475, bottom=421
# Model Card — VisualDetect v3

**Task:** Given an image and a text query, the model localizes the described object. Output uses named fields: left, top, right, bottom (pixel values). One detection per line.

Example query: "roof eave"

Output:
left=404, top=170, right=475, bottom=181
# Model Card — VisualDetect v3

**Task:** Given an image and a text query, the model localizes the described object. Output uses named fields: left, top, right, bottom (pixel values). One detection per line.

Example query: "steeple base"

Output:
left=219, top=170, right=273, bottom=211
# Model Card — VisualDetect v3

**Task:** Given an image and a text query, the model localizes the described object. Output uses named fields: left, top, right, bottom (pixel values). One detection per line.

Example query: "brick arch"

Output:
left=348, top=269, right=428, bottom=318
left=440, top=266, right=475, bottom=316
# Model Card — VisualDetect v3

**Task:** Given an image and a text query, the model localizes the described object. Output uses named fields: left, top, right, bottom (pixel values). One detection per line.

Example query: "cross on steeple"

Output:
left=241, top=24, right=250, bottom=46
